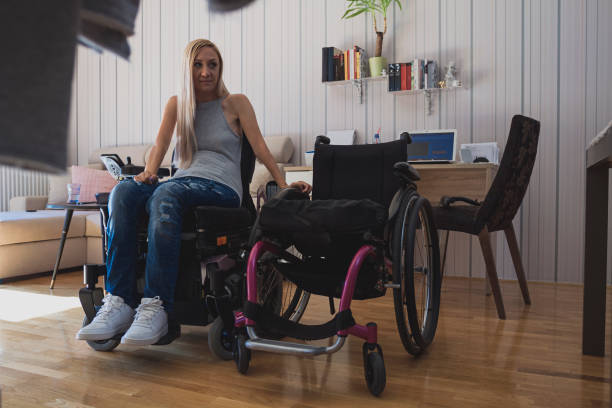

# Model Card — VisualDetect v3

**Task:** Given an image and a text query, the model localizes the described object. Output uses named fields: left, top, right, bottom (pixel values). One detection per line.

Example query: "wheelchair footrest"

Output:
left=245, top=338, right=329, bottom=356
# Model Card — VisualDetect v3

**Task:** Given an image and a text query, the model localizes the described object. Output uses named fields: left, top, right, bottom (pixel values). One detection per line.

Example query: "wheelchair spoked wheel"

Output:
left=81, top=316, right=121, bottom=352
left=392, top=194, right=441, bottom=355
left=257, top=249, right=310, bottom=322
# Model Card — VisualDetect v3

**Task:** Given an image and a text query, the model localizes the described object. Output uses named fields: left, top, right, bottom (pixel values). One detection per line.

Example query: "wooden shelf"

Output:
left=324, top=75, right=388, bottom=86
left=389, top=85, right=463, bottom=95
left=323, top=75, right=463, bottom=113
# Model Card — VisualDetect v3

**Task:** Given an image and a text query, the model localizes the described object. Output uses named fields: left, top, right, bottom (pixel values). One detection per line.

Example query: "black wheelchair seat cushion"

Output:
left=259, top=198, right=386, bottom=236
left=193, top=206, right=252, bottom=230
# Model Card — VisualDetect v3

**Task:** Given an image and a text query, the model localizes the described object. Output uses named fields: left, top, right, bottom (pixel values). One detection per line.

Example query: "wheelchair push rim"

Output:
left=392, top=194, right=441, bottom=355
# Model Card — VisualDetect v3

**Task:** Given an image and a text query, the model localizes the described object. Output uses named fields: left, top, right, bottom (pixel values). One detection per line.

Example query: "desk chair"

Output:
left=433, top=115, right=540, bottom=319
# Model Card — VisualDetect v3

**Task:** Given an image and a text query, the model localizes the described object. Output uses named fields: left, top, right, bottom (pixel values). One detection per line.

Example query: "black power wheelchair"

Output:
left=232, top=134, right=442, bottom=396
left=78, top=134, right=309, bottom=358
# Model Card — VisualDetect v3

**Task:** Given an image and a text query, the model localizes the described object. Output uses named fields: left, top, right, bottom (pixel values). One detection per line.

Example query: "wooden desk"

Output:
left=284, top=163, right=498, bottom=204
left=582, top=127, right=612, bottom=356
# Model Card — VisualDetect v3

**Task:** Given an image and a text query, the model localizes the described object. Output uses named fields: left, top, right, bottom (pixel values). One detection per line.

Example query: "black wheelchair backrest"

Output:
left=169, top=131, right=256, bottom=220
left=312, top=139, right=408, bottom=209
left=239, top=132, right=257, bottom=219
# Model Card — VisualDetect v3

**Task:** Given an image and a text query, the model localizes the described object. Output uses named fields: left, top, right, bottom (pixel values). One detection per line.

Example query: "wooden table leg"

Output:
left=582, top=164, right=608, bottom=356
left=50, top=209, right=74, bottom=289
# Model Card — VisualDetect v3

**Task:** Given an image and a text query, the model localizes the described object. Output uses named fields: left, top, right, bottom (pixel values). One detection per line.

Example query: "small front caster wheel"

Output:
left=233, top=334, right=251, bottom=374
left=208, top=317, right=234, bottom=360
left=82, top=316, right=121, bottom=352
left=363, top=343, right=386, bottom=396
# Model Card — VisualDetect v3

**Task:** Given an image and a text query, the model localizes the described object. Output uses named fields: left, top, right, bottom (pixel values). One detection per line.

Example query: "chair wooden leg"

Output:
left=478, top=227, right=506, bottom=319
left=504, top=225, right=531, bottom=305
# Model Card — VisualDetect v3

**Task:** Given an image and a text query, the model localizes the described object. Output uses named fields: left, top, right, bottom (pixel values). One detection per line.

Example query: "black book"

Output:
left=322, top=47, right=329, bottom=82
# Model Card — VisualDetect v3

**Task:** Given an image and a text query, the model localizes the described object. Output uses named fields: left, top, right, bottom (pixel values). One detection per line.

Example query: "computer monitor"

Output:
left=404, top=129, right=457, bottom=163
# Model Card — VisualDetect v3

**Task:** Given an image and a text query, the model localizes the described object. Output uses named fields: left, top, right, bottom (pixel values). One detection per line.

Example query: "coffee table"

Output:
left=46, top=202, right=108, bottom=289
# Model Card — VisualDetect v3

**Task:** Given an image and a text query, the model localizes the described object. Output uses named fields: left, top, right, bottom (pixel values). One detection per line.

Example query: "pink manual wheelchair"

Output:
left=233, top=134, right=442, bottom=396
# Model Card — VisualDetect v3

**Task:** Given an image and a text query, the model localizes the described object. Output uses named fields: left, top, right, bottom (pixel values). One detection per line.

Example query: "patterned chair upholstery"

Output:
left=433, top=115, right=540, bottom=319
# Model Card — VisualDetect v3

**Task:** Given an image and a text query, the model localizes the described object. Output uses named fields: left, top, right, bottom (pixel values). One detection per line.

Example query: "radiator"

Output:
left=0, top=165, right=49, bottom=212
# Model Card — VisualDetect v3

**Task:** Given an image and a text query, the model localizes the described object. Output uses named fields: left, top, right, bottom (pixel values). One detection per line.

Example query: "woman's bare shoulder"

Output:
left=164, top=95, right=178, bottom=117
left=224, top=93, right=250, bottom=111
left=167, top=95, right=178, bottom=107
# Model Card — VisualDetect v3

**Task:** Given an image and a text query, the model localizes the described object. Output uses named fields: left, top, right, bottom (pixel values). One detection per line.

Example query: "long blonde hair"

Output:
left=176, top=39, right=229, bottom=168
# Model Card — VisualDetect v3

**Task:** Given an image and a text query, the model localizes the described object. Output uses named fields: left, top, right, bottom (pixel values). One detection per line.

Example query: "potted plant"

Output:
left=342, top=0, right=403, bottom=77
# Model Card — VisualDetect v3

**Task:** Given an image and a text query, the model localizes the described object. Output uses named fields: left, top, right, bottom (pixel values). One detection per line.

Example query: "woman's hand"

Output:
left=134, top=170, right=158, bottom=184
left=286, top=181, right=312, bottom=194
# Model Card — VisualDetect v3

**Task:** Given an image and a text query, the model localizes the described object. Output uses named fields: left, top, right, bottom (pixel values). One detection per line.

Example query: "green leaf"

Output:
left=341, top=8, right=358, bottom=18
left=345, top=8, right=368, bottom=19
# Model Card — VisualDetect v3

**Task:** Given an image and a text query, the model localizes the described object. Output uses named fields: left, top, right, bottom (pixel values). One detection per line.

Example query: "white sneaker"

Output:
left=120, top=296, right=168, bottom=346
left=76, top=294, right=134, bottom=341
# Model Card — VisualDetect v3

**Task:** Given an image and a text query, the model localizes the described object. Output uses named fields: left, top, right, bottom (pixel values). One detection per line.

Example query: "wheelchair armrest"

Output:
left=315, top=135, right=330, bottom=146
left=273, top=187, right=310, bottom=201
left=439, top=196, right=481, bottom=208
left=120, top=164, right=170, bottom=178
left=393, top=162, right=420, bottom=182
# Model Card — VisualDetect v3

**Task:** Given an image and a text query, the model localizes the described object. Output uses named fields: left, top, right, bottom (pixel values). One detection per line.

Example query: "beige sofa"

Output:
left=0, top=136, right=294, bottom=282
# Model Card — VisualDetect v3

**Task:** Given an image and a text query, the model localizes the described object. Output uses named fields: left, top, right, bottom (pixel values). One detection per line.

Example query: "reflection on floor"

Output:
left=0, top=271, right=609, bottom=407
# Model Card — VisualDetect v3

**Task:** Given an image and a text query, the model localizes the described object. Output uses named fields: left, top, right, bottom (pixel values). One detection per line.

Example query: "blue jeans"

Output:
left=105, top=177, right=240, bottom=312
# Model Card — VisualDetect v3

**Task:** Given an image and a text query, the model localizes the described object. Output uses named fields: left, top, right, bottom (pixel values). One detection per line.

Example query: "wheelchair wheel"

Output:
left=234, top=334, right=250, bottom=374
left=208, top=317, right=234, bottom=360
left=81, top=316, right=121, bottom=352
left=362, top=343, right=386, bottom=396
left=392, top=194, right=441, bottom=355
left=257, top=250, right=310, bottom=323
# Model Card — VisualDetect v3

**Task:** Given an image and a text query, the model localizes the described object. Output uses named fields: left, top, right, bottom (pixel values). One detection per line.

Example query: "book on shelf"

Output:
left=400, top=63, right=407, bottom=90
left=322, top=45, right=370, bottom=82
left=354, top=45, right=369, bottom=79
left=322, top=47, right=344, bottom=81
left=386, top=59, right=439, bottom=92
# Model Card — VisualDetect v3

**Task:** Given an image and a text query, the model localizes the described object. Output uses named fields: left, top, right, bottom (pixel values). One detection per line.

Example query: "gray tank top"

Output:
left=173, top=97, right=243, bottom=202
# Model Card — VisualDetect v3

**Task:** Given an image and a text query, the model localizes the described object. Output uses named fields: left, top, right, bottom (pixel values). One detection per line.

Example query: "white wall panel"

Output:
left=300, top=0, right=327, bottom=156
left=471, top=0, right=496, bottom=279
left=57, top=0, right=612, bottom=283
left=100, top=54, right=117, bottom=149
left=76, top=46, right=100, bottom=165
left=264, top=0, right=283, bottom=138
left=161, top=0, right=189, bottom=112
left=242, top=0, right=265, bottom=141
left=280, top=0, right=302, bottom=161
left=142, top=0, right=161, bottom=144
left=557, top=0, right=586, bottom=283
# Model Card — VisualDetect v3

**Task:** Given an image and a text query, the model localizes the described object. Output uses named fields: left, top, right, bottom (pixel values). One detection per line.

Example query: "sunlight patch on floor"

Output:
left=0, top=289, right=81, bottom=322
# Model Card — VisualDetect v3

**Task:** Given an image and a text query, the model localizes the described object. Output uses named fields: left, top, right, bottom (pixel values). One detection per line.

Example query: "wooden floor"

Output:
left=0, top=272, right=610, bottom=408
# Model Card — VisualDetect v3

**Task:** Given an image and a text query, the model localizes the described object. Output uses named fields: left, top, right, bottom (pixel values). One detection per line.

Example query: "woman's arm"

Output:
left=235, top=94, right=311, bottom=193
left=135, top=96, right=177, bottom=184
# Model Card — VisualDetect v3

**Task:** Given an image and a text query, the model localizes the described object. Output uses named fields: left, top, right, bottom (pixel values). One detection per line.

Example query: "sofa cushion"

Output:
left=0, top=210, right=87, bottom=246
left=263, top=136, right=293, bottom=163
left=0, top=238, right=86, bottom=280
left=250, top=162, right=286, bottom=196
left=85, top=213, right=103, bottom=238
left=71, top=165, right=117, bottom=203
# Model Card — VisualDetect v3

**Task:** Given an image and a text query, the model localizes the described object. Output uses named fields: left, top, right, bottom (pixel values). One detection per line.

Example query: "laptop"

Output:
left=404, top=129, right=457, bottom=163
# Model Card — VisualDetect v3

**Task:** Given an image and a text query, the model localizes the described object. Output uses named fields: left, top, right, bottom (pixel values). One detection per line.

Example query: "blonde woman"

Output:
left=77, top=39, right=311, bottom=346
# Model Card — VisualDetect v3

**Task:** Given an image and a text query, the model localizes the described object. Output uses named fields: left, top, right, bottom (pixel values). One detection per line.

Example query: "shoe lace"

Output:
left=132, top=297, right=163, bottom=327
left=94, top=294, right=123, bottom=322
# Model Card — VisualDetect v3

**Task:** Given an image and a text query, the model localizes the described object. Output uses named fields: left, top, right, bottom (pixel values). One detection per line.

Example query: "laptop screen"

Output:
left=406, top=130, right=456, bottom=161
